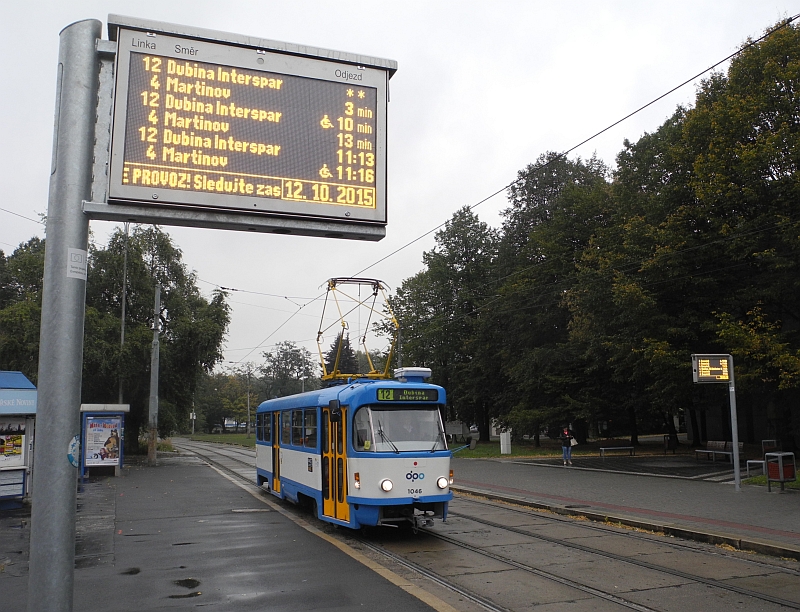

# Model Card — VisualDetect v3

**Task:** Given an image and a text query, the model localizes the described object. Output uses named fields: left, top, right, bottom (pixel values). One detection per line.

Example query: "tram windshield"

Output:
left=353, top=405, right=447, bottom=452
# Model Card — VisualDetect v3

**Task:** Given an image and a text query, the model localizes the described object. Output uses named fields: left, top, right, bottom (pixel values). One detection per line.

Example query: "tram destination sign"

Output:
left=377, top=388, right=439, bottom=402
left=108, top=20, right=391, bottom=226
left=691, top=354, right=732, bottom=383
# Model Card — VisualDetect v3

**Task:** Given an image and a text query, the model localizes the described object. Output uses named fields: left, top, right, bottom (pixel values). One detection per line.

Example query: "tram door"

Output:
left=321, top=406, right=349, bottom=522
left=271, top=412, right=281, bottom=493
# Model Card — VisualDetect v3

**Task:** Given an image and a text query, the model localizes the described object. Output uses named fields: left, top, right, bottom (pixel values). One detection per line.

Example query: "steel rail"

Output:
left=443, top=510, right=800, bottom=610
left=174, top=441, right=800, bottom=611
left=454, top=494, right=800, bottom=577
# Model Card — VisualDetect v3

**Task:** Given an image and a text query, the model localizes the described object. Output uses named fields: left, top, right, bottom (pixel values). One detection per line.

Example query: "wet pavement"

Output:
left=1, top=454, right=439, bottom=611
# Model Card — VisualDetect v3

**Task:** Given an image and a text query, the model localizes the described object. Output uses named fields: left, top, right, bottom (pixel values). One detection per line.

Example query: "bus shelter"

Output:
left=0, top=371, right=37, bottom=504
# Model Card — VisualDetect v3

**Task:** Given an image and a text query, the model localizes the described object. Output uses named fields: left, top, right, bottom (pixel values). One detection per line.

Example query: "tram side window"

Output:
left=304, top=409, right=317, bottom=448
left=353, top=407, right=373, bottom=451
left=263, top=415, right=271, bottom=443
left=291, top=409, right=304, bottom=446
left=281, top=411, right=291, bottom=445
left=256, top=414, right=263, bottom=441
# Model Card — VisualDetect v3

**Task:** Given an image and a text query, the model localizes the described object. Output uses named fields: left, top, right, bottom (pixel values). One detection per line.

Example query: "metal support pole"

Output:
left=147, top=284, right=161, bottom=465
left=728, top=356, right=741, bottom=492
left=118, top=222, right=129, bottom=404
left=246, top=366, right=251, bottom=438
left=28, top=19, right=101, bottom=612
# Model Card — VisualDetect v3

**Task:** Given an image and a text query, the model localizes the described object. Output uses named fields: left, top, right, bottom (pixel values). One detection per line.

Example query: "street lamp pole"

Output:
left=246, top=366, right=251, bottom=438
left=229, top=361, right=253, bottom=437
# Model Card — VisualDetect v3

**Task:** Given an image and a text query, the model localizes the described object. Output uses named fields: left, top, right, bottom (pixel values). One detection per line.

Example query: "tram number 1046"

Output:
left=408, top=488, right=422, bottom=495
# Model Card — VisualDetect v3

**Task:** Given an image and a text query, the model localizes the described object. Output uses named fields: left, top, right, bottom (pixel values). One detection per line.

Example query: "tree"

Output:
left=0, top=238, right=45, bottom=381
left=322, top=332, right=358, bottom=378
left=81, top=226, right=230, bottom=444
left=382, top=19, right=800, bottom=450
left=0, top=227, right=230, bottom=449
left=496, top=155, right=611, bottom=444
left=263, top=340, right=319, bottom=396
left=356, top=348, right=386, bottom=375
left=390, top=207, right=498, bottom=438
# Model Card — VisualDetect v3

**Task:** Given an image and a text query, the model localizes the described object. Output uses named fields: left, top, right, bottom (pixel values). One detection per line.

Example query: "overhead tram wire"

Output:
left=0, top=206, right=45, bottom=225
left=213, top=16, right=800, bottom=364
left=195, top=16, right=800, bottom=304
left=196, top=276, right=317, bottom=302
left=226, top=290, right=328, bottom=365
left=351, top=14, right=800, bottom=280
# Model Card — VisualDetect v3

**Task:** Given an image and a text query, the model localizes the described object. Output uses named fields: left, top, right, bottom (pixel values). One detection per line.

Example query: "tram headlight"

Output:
left=437, top=476, right=449, bottom=489
left=380, top=478, right=393, bottom=492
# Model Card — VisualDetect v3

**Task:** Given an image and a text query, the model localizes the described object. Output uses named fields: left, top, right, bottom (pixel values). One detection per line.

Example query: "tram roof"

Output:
left=256, top=378, right=445, bottom=411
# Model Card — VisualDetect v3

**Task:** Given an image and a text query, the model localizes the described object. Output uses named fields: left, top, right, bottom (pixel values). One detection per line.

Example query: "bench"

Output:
left=746, top=459, right=764, bottom=477
left=695, top=440, right=743, bottom=462
left=746, top=440, right=779, bottom=477
left=599, top=446, right=635, bottom=457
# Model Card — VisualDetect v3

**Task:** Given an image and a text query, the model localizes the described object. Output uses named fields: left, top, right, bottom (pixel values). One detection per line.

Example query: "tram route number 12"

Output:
left=377, top=389, right=394, bottom=401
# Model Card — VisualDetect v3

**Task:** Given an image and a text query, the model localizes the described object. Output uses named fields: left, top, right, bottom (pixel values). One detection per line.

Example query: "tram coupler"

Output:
left=412, top=515, right=434, bottom=531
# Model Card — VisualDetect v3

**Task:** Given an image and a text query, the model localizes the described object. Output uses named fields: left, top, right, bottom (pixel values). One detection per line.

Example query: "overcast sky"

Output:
left=1, top=1, right=796, bottom=373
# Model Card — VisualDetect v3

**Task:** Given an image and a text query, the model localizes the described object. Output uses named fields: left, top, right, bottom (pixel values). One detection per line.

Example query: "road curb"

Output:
left=451, top=485, right=800, bottom=561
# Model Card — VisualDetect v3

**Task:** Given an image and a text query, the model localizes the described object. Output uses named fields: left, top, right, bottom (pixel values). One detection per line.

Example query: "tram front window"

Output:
left=354, top=406, right=447, bottom=452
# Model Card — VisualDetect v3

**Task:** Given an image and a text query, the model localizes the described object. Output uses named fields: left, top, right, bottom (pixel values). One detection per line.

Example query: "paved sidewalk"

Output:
left=452, top=456, right=800, bottom=559
left=0, top=455, right=438, bottom=611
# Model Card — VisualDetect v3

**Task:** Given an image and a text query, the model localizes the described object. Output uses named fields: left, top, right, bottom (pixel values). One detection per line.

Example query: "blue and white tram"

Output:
left=254, top=367, right=453, bottom=529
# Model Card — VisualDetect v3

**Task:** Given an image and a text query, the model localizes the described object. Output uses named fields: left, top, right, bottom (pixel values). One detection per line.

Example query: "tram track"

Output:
left=173, top=440, right=800, bottom=611
left=435, top=509, right=800, bottom=610
left=351, top=530, right=661, bottom=612
left=454, top=495, right=800, bottom=577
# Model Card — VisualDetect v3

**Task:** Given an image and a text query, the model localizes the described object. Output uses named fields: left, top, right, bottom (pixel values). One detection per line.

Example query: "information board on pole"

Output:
left=691, top=353, right=742, bottom=491
left=93, top=15, right=396, bottom=239
left=691, top=354, right=731, bottom=383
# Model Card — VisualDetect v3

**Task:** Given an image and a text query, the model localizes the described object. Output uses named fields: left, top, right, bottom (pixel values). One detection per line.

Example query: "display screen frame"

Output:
left=692, top=354, right=732, bottom=383
left=108, top=26, right=389, bottom=225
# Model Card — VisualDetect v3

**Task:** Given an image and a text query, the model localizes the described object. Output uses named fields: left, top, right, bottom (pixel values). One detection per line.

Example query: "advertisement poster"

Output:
left=85, top=416, right=122, bottom=466
left=0, top=418, right=26, bottom=468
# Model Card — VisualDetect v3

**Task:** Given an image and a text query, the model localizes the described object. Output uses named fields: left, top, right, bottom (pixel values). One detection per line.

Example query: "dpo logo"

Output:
left=406, top=471, right=425, bottom=481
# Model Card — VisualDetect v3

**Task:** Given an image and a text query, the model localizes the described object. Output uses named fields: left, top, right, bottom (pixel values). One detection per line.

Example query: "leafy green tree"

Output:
left=564, top=20, right=800, bottom=448
left=356, top=348, right=386, bottom=375
left=390, top=207, right=498, bottom=437
left=0, top=227, right=230, bottom=449
left=263, top=340, right=319, bottom=396
left=495, top=155, right=611, bottom=444
left=0, top=239, right=45, bottom=381
left=81, top=226, right=230, bottom=445
left=322, top=332, right=358, bottom=378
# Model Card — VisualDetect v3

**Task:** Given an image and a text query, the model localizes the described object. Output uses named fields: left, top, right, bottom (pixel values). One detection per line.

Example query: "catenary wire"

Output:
left=196, top=16, right=799, bottom=308
left=349, top=14, right=799, bottom=279
left=0, top=206, right=44, bottom=225
left=198, top=16, right=800, bottom=362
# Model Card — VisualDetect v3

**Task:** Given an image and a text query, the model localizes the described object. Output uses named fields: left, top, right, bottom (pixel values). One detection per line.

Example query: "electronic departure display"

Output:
left=376, top=388, right=439, bottom=402
left=692, top=354, right=731, bottom=383
left=108, top=28, right=389, bottom=224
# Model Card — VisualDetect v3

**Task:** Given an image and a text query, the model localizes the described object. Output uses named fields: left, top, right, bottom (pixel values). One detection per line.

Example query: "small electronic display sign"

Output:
left=692, top=354, right=732, bottom=383
left=108, top=24, right=390, bottom=226
left=376, top=388, right=439, bottom=402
